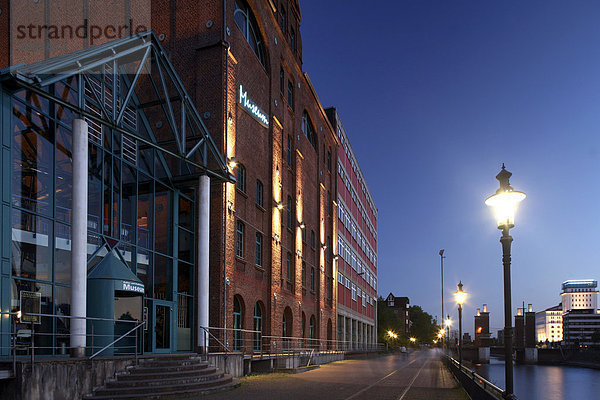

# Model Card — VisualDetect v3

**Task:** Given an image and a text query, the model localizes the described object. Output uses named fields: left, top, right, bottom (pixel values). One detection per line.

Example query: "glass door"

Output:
left=153, top=301, right=172, bottom=352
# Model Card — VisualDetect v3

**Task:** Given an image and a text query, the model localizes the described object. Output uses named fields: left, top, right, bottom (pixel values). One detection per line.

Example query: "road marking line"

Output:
left=344, top=358, right=418, bottom=400
left=397, top=357, right=429, bottom=400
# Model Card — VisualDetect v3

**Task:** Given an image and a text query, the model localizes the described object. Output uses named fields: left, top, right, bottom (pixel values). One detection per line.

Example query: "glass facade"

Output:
left=2, top=77, right=197, bottom=355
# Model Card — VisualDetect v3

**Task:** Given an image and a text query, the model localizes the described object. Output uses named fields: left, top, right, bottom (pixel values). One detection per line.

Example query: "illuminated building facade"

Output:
left=535, top=305, right=563, bottom=343
left=153, top=0, right=338, bottom=349
left=327, top=108, right=378, bottom=349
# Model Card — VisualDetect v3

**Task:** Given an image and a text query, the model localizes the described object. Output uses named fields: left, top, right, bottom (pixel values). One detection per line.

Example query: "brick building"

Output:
left=384, top=293, right=410, bottom=335
left=327, top=108, right=378, bottom=349
left=152, top=0, right=338, bottom=350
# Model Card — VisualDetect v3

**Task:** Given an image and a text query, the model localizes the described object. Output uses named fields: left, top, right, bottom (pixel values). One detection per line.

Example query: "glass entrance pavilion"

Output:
left=0, top=32, right=231, bottom=356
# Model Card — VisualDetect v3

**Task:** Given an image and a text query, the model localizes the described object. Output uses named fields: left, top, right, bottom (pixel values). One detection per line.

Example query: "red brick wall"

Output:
left=155, top=0, right=337, bottom=347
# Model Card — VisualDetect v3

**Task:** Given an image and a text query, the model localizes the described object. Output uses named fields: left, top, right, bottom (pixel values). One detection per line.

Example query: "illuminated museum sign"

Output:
left=238, top=85, right=269, bottom=127
left=116, top=280, right=145, bottom=294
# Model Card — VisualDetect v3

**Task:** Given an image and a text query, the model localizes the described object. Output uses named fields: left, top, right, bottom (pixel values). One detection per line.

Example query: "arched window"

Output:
left=254, top=302, right=263, bottom=352
left=302, top=111, right=317, bottom=149
left=301, top=261, right=306, bottom=287
left=309, top=315, right=316, bottom=344
left=234, top=0, right=267, bottom=67
left=236, top=163, right=246, bottom=192
left=233, top=295, right=244, bottom=351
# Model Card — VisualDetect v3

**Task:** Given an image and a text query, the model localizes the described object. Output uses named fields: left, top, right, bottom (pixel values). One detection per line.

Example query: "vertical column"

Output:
left=349, top=318, right=353, bottom=351
left=70, top=118, right=88, bottom=357
left=197, top=174, right=210, bottom=353
left=341, top=316, right=346, bottom=350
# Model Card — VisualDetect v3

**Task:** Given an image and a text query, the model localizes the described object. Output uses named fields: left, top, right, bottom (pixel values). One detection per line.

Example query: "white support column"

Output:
left=70, top=118, right=88, bottom=357
left=342, top=316, right=346, bottom=350
left=197, top=175, right=210, bottom=353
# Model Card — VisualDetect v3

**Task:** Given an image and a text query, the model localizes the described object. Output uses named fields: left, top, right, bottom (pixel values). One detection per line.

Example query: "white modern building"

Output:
left=535, top=305, right=563, bottom=343
left=561, top=280, right=598, bottom=312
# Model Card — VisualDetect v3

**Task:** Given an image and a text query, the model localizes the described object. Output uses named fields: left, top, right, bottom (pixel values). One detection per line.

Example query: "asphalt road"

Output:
left=205, top=348, right=470, bottom=400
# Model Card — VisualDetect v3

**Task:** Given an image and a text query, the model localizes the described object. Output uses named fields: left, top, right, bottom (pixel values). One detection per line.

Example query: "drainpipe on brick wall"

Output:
left=222, top=0, right=231, bottom=345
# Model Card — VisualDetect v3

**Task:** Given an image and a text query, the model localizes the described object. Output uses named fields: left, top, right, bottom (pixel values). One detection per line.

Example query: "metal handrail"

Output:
left=446, top=355, right=504, bottom=399
left=199, top=326, right=231, bottom=354
left=90, top=320, right=146, bottom=360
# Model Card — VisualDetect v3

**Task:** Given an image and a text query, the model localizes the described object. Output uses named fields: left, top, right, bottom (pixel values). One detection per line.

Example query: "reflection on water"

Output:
left=473, top=357, right=600, bottom=400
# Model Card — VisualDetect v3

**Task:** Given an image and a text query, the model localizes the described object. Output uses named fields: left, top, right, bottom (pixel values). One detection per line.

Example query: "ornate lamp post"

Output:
left=485, top=164, right=525, bottom=400
left=455, top=282, right=467, bottom=371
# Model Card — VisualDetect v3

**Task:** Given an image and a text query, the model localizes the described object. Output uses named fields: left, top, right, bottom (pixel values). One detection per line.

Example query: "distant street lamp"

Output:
left=445, top=315, right=451, bottom=353
left=455, top=281, right=467, bottom=371
left=485, top=164, right=525, bottom=400
left=439, top=249, right=446, bottom=349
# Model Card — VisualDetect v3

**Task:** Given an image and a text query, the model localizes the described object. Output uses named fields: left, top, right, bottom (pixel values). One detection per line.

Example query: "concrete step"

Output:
left=84, top=378, right=240, bottom=400
left=118, top=366, right=217, bottom=380
left=107, top=371, right=225, bottom=388
left=92, top=375, right=233, bottom=397
left=125, top=362, right=209, bottom=374
left=136, top=357, right=204, bottom=368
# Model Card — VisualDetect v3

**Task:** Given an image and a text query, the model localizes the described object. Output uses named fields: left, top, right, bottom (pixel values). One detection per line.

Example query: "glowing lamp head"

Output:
left=276, top=202, right=284, bottom=210
left=410, top=337, right=416, bottom=343
left=16, top=310, right=22, bottom=320
left=299, top=221, right=306, bottom=229
left=455, top=281, right=467, bottom=306
left=485, top=164, right=525, bottom=229
left=445, top=317, right=451, bottom=327
left=228, top=157, right=238, bottom=170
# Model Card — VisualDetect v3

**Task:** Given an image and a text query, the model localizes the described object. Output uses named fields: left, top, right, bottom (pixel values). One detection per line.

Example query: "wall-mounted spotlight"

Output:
left=228, top=157, right=238, bottom=169
left=227, top=200, right=234, bottom=212
left=299, top=221, right=306, bottom=229
left=296, top=250, right=302, bottom=258
left=333, top=254, right=339, bottom=260
left=273, top=233, right=280, bottom=243
left=321, top=243, right=328, bottom=250
left=276, top=201, right=284, bottom=210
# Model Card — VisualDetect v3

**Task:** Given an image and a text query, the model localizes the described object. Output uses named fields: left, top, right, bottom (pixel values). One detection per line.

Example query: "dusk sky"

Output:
left=300, top=1, right=600, bottom=336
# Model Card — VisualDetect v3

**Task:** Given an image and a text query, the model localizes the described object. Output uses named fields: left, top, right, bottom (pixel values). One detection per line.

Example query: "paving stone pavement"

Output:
left=203, top=348, right=470, bottom=400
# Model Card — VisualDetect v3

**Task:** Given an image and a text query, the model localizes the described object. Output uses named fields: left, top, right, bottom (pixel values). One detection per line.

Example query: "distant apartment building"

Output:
left=327, top=108, right=378, bottom=349
left=384, top=293, right=410, bottom=335
left=561, top=280, right=600, bottom=346
left=537, top=280, right=600, bottom=346
left=535, top=305, right=563, bottom=343
left=561, top=280, right=598, bottom=312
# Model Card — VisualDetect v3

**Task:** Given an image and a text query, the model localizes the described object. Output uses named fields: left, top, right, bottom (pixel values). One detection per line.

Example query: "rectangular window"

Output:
left=311, top=230, right=315, bottom=249
left=302, top=226, right=307, bottom=242
left=327, top=191, right=332, bottom=215
left=286, top=196, right=293, bottom=229
left=286, top=252, right=292, bottom=282
left=351, top=284, right=356, bottom=301
left=280, top=67, right=284, bottom=95
left=256, top=180, right=263, bottom=207
left=236, top=221, right=245, bottom=258
left=327, top=149, right=332, bottom=172
left=310, top=267, right=315, bottom=291
left=287, top=81, right=294, bottom=109
left=287, top=135, right=293, bottom=167
left=255, top=233, right=262, bottom=266
left=290, top=27, right=296, bottom=51
left=302, top=262, right=306, bottom=287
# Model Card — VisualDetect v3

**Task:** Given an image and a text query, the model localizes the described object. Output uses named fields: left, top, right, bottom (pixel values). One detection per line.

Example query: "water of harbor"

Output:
left=472, top=357, right=600, bottom=400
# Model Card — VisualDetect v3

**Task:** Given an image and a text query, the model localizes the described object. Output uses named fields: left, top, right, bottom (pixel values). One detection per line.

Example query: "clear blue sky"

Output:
left=300, top=0, right=600, bottom=336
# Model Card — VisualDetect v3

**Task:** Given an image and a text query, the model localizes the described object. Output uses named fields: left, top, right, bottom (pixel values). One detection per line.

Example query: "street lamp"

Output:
left=445, top=315, right=451, bottom=353
left=485, top=164, right=525, bottom=400
left=439, top=249, right=445, bottom=350
left=455, top=281, right=467, bottom=371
